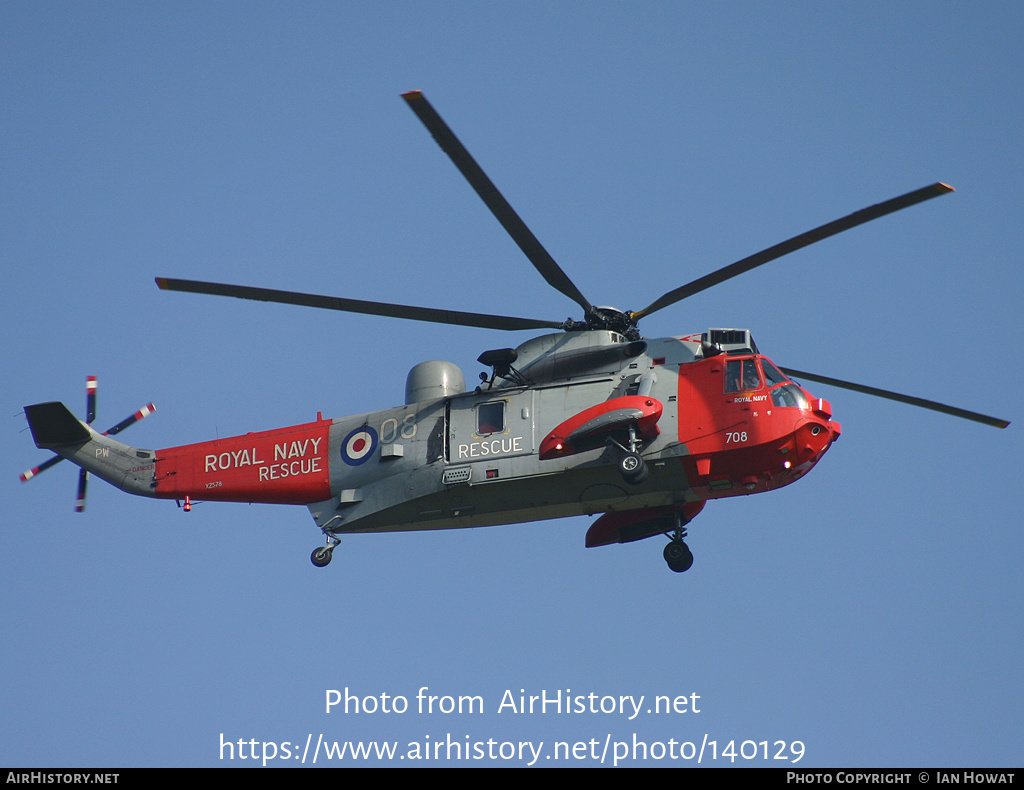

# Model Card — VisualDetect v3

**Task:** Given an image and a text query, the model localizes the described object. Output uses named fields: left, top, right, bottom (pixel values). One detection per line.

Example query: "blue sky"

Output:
left=3, top=2, right=1021, bottom=767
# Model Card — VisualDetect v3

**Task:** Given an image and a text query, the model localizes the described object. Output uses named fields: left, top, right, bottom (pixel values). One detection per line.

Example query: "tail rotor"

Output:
left=20, top=376, right=155, bottom=512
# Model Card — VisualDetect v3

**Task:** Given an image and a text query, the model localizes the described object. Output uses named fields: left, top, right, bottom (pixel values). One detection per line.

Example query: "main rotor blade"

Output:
left=401, top=90, right=595, bottom=318
left=780, top=367, right=1010, bottom=429
left=633, top=183, right=955, bottom=320
left=156, top=278, right=562, bottom=332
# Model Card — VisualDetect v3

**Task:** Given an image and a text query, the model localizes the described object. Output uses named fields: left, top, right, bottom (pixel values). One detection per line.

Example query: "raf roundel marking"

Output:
left=341, top=426, right=378, bottom=466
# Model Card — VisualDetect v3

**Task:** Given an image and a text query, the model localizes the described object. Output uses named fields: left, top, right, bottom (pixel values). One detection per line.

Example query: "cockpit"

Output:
left=724, top=355, right=809, bottom=410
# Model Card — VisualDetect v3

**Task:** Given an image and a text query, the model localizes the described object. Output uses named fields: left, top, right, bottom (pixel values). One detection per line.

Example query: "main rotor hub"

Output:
left=586, top=306, right=641, bottom=340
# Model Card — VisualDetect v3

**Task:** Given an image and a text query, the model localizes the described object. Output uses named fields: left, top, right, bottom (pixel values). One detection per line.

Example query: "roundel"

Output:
left=341, top=426, right=378, bottom=466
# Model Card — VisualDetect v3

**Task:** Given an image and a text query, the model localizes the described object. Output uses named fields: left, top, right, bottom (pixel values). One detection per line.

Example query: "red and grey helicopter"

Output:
left=21, top=91, right=1009, bottom=572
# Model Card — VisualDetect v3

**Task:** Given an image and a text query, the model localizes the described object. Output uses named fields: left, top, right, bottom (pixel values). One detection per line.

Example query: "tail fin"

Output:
left=24, top=402, right=91, bottom=449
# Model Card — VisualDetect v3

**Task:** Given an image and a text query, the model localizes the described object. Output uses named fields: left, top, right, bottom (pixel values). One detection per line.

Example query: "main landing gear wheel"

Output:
left=618, top=451, right=648, bottom=484
left=664, top=540, right=693, bottom=573
left=663, top=511, right=693, bottom=572
left=311, top=545, right=334, bottom=568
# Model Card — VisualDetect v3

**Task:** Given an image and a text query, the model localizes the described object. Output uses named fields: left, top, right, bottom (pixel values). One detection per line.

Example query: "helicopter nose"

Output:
left=796, top=420, right=835, bottom=464
left=806, top=396, right=841, bottom=446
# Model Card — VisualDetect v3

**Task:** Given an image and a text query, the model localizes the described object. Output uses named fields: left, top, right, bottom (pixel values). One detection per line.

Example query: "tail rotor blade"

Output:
left=104, top=403, right=156, bottom=436
left=20, top=454, right=64, bottom=482
left=75, top=469, right=89, bottom=512
left=85, top=376, right=97, bottom=425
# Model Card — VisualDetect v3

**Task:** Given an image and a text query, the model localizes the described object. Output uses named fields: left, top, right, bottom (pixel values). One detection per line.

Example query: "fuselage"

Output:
left=129, top=330, right=841, bottom=538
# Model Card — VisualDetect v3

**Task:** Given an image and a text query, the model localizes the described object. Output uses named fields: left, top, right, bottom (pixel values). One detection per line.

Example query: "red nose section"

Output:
left=796, top=420, right=835, bottom=464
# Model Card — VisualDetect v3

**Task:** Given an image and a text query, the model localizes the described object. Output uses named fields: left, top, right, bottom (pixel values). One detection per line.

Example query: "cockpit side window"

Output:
left=725, top=358, right=762, bottom=392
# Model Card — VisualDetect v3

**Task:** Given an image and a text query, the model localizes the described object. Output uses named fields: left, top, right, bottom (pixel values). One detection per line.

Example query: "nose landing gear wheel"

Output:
left=664, top=540, right=693, bottom=573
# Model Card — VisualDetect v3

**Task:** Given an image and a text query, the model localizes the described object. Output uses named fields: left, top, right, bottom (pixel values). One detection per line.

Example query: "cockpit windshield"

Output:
left=759, top=357, right=809, bottom=409
left=723, top=356, right=810, bottom=409
left=771, top=383, right=809, bottom=409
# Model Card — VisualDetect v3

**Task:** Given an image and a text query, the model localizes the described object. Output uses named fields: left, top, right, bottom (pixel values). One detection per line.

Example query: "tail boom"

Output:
left=24, top=402, right=334, bottom=506
left=153, top=418, right=332, bottom=504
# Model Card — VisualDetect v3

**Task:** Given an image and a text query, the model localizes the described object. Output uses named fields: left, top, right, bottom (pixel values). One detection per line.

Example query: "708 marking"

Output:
left=725, top=431, right=748, bottom=443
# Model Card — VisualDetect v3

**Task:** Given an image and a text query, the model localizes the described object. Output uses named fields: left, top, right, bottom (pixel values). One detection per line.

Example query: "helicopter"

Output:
left=21, top=91, right=1009, bottom=573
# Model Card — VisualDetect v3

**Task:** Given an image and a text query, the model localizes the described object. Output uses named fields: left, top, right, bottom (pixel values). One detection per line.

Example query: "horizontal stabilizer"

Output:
left=24, top=402, right=91, bottom=449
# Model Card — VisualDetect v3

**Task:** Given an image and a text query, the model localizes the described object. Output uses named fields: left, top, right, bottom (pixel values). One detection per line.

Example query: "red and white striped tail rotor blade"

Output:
left=104, top=403, right=156, bottom=436
left=85, top=376, right=97, bottom=425
left=75, top=469, right=89, bottom=512
left=20, top=454, right=64, bottom=482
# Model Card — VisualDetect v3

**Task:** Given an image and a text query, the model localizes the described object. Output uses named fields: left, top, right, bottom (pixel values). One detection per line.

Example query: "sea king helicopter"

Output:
left=21, top=91, right=1010, bottom=573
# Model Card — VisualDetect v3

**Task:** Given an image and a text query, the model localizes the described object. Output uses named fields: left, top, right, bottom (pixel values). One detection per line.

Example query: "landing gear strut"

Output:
left=663, top=514, right=693, bottom=573
left=613, top=424, right=648, bottom=485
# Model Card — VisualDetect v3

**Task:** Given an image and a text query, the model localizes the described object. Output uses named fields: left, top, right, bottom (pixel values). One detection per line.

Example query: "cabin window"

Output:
left=725, top=358, right=762, bottom=392
left=477, top=402, right=505, bottom=435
